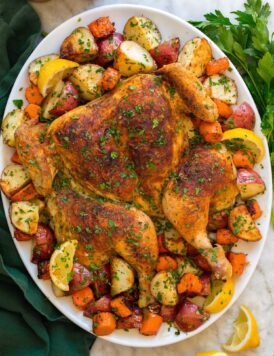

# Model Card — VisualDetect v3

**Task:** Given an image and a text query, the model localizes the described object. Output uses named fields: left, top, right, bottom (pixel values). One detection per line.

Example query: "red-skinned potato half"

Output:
left=207, top=210, right=229, bottom=231
left=91, top=264, right=111, bottom=298
left=69, top=263, right=92, bottom=292
left=117, top=308, right=143, bottom=329
left=175, top=300, right=209, bottom=332
left=237, top=168, right=265, bottom=200
left=149, top=38, right=180, bottom=67
left=84, top=295, right=112, bottom=317
left=160, top=305, right=178, bottom=322
left=50, top=81, right=79, bottom=117
left=31, top=224, right=55, bottom=264
left=96, top=33, right=124, bottom=66
left=223, top=102, right=255, bottom=131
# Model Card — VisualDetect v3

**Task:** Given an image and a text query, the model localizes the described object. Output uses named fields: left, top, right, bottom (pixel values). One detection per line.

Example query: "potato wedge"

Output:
left=114, top=41, right=157, bottom=77
left=123, top=16, right=161, bottom=51
left=151, top=271, right=178, bottom=306
left=0, top=164, right=30, bottom=198
left=111, top=256, right=134, bottom=296
left=2, top=109, right=25, bottom=147
left=41, top=80, right=65, bottom=120
left=228, top=204, right=262, bottom=241
left=70, top=64, right=104, bottom=101
left=10, top=199, right=44, bottom=235
left=204, top=74, right=238, bottom=104
left=178, top=37, right=212, bottom=77
left=28, top=54, right=59, bottom=85
left=164, top=228, right=186, bottom=255
left=176, top=256, right=202, bottom=277
left=60, top=27, right=98, bottom=63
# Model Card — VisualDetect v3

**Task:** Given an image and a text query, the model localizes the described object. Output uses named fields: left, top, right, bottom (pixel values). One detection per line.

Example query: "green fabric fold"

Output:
left=0, top=1, right=96, bottom=355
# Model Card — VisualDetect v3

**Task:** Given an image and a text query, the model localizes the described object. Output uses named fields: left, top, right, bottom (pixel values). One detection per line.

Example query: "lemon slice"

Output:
left=204, top=278, right=234, bottom=313
left=38, top=58, right=79, bottom=97
left=49, top=240, right=78, bottom=291
left=222, top=128, right=265, bottom=163
left=195, top=352, right=228, bottom=356
left=223, top=304, right=260, bottom=352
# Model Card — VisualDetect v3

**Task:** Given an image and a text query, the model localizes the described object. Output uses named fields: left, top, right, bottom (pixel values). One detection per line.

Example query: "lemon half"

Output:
left=49, top=239, right=78, bottom=291
left=222, top=128, right=265, bottom=163
left=222, top=304, right=260, bottom=352
left=204, top=278, right=234, bottom=314
left=38, top=58, right=79, bottom=97
left=195, top=352, right=228, bottom=356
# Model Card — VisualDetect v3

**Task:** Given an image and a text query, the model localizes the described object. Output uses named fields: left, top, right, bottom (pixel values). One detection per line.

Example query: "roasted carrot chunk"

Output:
left=177, top=273, right=203, bottom=294
left=92, top=312, right=116, bottom=336
left=246, top=199, right=263, bottom=220
left=199, top=121, right=223, bottom=143
left=11, top=182, right=39, bottom=202
left=157, top=233, right=168, bottom=253
left=216, top=228, right=239, bottom=245
left=88, top=16, right=115, bottom=38
left=101, top=67, right=121, bottom=91
left=213, top=99, right=233, bottom=119
left=232, top=150, right=255, bottom=169
left=228, top=252, right=247, bottom=276
left=25, top=85, right=43, bottom=105
left=25, top=103, right=41, bottom=120
left=206, top=57, right=230, bottom=76
left=110, top=296, right=132, bottom=318
left=11, top=151, right=22, bottom=164
left=140, top=312, right=163, bottom=336
left=156, top=255, right=178, bottom=272
left=72, top=287, right=94, bottom=309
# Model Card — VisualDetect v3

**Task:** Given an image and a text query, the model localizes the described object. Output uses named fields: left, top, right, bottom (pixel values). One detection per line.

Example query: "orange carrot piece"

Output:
left=199, top=121, right=223, bottom=143
left=228, top=252, right=247, bottom=276
left=216, top=228, right=238, bottom=245
left=232, top=150, right=255, bottom=169
left=213, top=99, right=233, bottom=119
left=88, top=16, right=115, bottom=38
left=110, top=296, right=132, bottom=318
left=14, top=229, right=33, bottom=241
left=92, top=312, right=116, bottom=336
left=101, top=67, right=121, bottom=91
left=11, top=183, right=39, bottom=202
left=177, top=273, right=203, bottom=294
left=206, top=57, right=230, bottom=76
left=140, top=312, right=163, bottom=336
left=156, top=255, right=178, bottom=272
left=25, top=103, right=41, bottom=120
left=25, top=85, right=43, bottom=105
left=72, top=287, right=94, bottom=309
left=11, top=151, right=22, bottom=164
left=246, top=199, right=263, bottom=220
left=157, top=233, right=168, bottom=253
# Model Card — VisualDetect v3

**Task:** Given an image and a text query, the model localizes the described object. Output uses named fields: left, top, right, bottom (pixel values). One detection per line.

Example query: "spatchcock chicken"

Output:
left=14, top=63, right=237, bottom=307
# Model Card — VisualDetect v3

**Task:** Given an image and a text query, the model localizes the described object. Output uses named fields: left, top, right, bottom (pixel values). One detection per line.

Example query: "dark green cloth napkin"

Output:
left=0, top=1, right=96, bottom=355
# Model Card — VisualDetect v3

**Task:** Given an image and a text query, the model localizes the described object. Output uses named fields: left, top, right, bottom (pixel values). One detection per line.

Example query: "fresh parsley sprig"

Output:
left=190, top=0, right=274, bottom=172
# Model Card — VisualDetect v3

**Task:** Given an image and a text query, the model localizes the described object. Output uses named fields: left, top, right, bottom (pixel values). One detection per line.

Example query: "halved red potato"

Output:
left=96, top=33, right=124, bottom=66
left=84, top=295, right=112, bottom=317
left=41, top=80, right=65, bottom=120
left=69, top=263, right=92, bottom=292
left=204, top=74, right=238, bottom=104
left=117, top=308, right=143, bottom=329
left=31, top=223, right=55, bottom=263
left=49, top=81, right=79, bottom=116
left=2, top=109, right=25, bottom=147
left=223, top=102, right=255, bottom=131
left=0, top=164, right=30, bottom=198
left=151, top=271, right=179, bottom=306
left=28, top=54, right=59, bottom=85
left=237, top=168, right=265, bottom=200
left=150, top=38, right=180, bottom=68
left=160, top=305, right=178, bottom=322
left=175, top=300, right=209, bottom=332
left=91, top=264, right=111, bottom=298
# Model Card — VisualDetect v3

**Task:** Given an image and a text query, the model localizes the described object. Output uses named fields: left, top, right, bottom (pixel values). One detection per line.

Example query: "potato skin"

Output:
left=204, top=74, right=238, bottom=104
left=96, top=33, right=124, bottom=66
left=178, top=37, right=212, bottom=77
left=60, top=27, right=98, bottom=63
left=150, top=38, right=180, bottom=68
left=123, top=16, right=162, bottom=51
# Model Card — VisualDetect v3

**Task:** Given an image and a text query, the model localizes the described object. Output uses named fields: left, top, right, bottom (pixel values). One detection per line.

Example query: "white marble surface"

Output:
left=30, top=0, right=274, bottom=355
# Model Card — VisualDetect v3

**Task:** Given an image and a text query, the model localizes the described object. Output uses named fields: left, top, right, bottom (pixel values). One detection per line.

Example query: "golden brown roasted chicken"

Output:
left=15, top=63, right=236, bottom=307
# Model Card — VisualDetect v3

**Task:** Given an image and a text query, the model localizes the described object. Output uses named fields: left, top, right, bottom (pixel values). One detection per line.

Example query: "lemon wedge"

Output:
left=222, top=128, right=265, bottom=163
left=223, top=304, right=260, bottom=352
left=49, top=240, right=78, bottom=291
left=38, top=58, right=79, bottom=97
left=204, top=278, right=234, bottom=313
left=195, top=352, right=228, bottom=356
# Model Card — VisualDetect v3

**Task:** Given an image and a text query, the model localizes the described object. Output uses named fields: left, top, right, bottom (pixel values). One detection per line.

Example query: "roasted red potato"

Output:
left=207, top=210, right=229, bottom=231
left=160, top=305, right=178, bottom=322
left=199, top=274, right=211, bottom=296
left=91, top=264, right=111, bottom=298
left=101, top=67, right=121, bottom=91
left=50, top=81, right=79, bottom=116
left=88, top=16, right=115, bottom=39
left=31, top=224, right=55, bottom=264
left=84, top=295, right=112, bottom=317
left=237, top=168, right=265, bottom=200
left=149, top=38, right=180, bottom=68
left=96, top=32, right=124, bottom=66
left=192, top=254, right=212, bottom=272
left=117, top=308, right=143, bottom=329
left=14, top=229, right=33, bottom=241
left=175, top=300, right=210, bottom=332
left=37, top=260, right=50, bottom=280
left=223, top=102, right=255, bottom=131
left=69, top=263, right=92, bottom=292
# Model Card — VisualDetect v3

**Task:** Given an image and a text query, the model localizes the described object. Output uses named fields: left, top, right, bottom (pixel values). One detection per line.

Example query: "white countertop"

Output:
left=30, top=1, right=274, bottom=355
